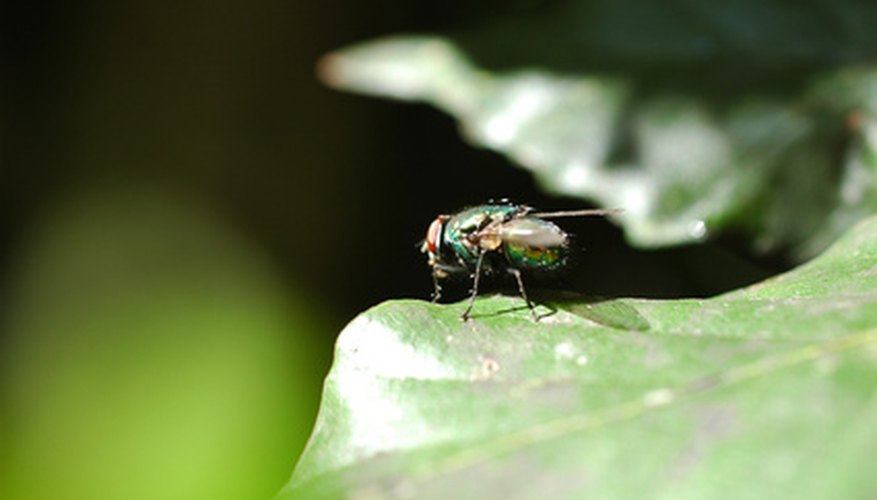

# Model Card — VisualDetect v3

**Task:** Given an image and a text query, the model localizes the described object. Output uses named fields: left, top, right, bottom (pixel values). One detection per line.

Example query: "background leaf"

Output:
left=319, top=0, right=877, bottom=259
left=280, top=214, right=877, bottom=499
left=0, top=188, right=325, bottom=500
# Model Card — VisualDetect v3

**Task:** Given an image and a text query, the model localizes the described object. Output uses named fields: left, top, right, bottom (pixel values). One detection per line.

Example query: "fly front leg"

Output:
left=431, top=273, right=442, bottom=303
left=430, top=263, right=455, bottom=303
left=508, top=268, right=538, bottom=321
left=461, top=250, right=486, bottom=321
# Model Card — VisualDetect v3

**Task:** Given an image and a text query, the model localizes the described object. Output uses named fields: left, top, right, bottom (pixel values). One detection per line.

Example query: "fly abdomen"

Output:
left=503, top=242, right=566, bottom=270
left=500, top=218, right=568, bottom=271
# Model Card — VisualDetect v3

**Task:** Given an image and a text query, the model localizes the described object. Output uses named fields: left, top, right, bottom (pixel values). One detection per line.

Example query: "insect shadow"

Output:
left=442, top=289, right=650, bottom=332
left=533, top=290, right=651, bottom=332
left=458, top=295, right=560, bottom=322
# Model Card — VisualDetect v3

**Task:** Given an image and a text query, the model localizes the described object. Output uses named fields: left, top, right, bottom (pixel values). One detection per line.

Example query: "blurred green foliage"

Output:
left=0, top=189, right=324, bottom=500
left=283, top=214, right=877, bottom=499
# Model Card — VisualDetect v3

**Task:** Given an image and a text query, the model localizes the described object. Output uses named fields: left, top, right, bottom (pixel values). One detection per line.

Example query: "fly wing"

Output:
left=498, top=218, right=567, bottom=247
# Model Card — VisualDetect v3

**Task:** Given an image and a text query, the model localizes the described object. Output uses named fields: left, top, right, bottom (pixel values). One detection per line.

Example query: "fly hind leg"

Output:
left=508, top=268, right=539, bottom=321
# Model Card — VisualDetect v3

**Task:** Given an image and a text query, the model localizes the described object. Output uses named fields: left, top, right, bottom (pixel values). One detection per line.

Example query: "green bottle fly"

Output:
left=421, top=202, right=620, bottom=321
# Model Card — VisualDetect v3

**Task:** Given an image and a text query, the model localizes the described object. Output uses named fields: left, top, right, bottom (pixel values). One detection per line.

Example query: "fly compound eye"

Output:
left=425, top=217, right=444, bottom=254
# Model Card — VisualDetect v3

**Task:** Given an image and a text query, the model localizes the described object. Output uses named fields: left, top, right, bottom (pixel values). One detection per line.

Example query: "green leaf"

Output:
left=318, top=1, right=877, bottom=258
left=279, top=214, right=877, bottom=499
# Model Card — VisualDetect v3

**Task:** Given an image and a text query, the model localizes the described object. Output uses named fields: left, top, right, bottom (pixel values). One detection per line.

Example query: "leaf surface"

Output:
left=280, top=216, right=877, bottom=499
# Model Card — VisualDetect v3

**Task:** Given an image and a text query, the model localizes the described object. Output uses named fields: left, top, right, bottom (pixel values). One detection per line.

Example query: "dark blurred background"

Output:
left=0, top=2, right=781, bottom=499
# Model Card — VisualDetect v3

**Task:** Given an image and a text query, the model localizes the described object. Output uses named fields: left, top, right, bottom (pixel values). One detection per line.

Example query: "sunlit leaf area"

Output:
left=3, top=2, right=877, bottom=500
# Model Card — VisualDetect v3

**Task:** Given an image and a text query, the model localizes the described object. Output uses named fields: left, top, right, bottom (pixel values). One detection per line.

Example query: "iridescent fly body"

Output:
left=421, top=203, right=619, bottom=321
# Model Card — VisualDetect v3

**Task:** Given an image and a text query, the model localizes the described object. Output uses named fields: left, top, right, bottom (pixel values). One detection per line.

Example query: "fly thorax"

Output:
left=478, top=233, right=503, bottom=251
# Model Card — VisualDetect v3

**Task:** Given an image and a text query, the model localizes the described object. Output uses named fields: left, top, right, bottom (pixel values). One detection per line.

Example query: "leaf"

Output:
left=318, top=1, right=877, bottom=259
left=279, top=214, right=877, bottom=499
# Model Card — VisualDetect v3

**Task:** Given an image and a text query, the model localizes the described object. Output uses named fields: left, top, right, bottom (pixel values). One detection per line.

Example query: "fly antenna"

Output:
left=529, top=208, right=624, bottom=219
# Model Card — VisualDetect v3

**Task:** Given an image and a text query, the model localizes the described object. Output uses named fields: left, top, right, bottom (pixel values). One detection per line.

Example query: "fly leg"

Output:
left=461, top=250, right=486, bottom=321
left=508, top=268, right=539, bottom=321
left=430, top=273, right=442, bottom=303
left=431, top=263, right=458, bottom=303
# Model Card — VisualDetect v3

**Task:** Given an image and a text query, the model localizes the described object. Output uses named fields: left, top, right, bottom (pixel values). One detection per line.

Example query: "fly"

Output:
left=421, top=202, right=621, bottom=321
